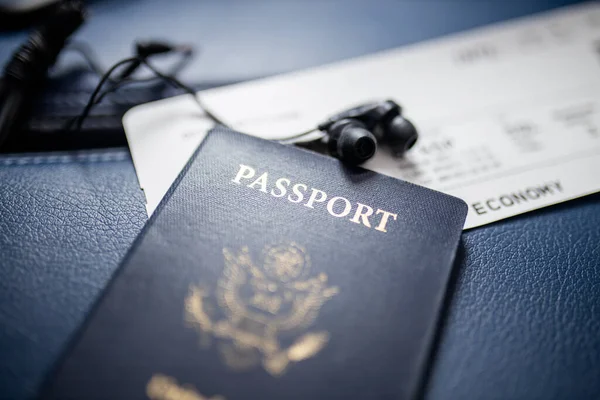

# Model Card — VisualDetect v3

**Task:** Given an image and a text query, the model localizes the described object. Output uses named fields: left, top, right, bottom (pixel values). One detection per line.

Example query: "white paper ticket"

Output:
left=123, top=2, right=600, bottom=229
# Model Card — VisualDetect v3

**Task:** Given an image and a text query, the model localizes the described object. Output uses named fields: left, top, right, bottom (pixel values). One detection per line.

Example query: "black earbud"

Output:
left=326, top=119, right=377, bottom=165
left=317, top=100, right=418, bottom=165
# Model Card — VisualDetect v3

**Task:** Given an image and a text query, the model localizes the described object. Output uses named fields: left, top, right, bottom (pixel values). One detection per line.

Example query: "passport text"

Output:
left=232, top=164, right=397, bottom=233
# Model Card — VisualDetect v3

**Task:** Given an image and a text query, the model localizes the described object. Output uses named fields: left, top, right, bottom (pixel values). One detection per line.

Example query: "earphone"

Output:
left=66, top=51, right=420, bottom=165
left=0, top=0, right=420, bottom=165
left=316, top=100, right=418, bottom=165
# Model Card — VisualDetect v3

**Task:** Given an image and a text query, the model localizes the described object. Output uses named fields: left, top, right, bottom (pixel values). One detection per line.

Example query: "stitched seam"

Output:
left=0, top=151, right=129, bottom=166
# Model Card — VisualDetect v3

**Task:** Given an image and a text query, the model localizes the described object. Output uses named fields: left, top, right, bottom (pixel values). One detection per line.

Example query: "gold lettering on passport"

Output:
left=231, top=164, right=398, bottom=233
left=146, top=374, right=225, bottom=400
left=185, top=243, right=339, bottom=376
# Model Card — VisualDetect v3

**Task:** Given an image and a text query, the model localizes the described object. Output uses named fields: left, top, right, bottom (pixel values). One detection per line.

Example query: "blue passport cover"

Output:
left=40, top=127, right=467, bottom=400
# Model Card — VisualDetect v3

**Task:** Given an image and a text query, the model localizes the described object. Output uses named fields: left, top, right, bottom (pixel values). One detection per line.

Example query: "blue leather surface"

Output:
left=2, top=152, right=598, bottom=400
left=1, top=0, right=599, bottom=399
left=0, top=151, right=147, bottom=400
left=429, top=193, right=600, bottom=400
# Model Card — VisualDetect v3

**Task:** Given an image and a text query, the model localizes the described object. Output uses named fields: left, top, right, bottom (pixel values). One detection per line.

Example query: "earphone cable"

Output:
left=138, top=59, right=229, bottom=127
left=67, top=56, right=321, bottom=143
left=65, top=56, right=140, bottom=132
left=140, top=59, right=321, bottom=142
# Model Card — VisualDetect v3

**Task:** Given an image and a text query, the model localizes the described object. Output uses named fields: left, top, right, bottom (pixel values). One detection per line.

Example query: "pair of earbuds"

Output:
left=313, top=100, right=418, bottom=165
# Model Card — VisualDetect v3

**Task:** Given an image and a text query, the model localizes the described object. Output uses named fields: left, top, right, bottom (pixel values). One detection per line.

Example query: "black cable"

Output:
left=92, top=50, right=195, bottom=105
left=93, top=77, right=153, bottom=105
left=135, top=60, right=320, bottom=141
left=64, top=41, right=193, bottom=81
left=139, top=59, right=229, bottom=127
left=65, top=56, right=139, bottom=132
left=65, top=55, right=231, bottom=130
left=271, top=128, right=322, bottom=143
left=67, top=56, right=321, bottom=143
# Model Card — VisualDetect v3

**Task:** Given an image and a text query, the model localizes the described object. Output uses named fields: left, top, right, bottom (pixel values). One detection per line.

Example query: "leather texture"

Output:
left=2, top=147, right=598, bottom=400
left=0, top=150, right=147, bottom=400
left=41, top=128, right=467, bottom=400
left=427, top=193, right=600, bottom=400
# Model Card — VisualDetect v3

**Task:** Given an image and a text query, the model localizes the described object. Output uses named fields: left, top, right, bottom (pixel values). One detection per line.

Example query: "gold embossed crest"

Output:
left=185, top=243, right=338, bottom=376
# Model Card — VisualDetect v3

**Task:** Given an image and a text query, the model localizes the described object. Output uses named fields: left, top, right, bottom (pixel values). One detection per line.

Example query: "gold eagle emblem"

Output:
left=185, top=243, right=338, bottom=376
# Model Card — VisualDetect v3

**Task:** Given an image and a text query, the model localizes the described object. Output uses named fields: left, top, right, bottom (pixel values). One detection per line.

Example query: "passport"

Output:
left=40, top=127, right=467, bottom=400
